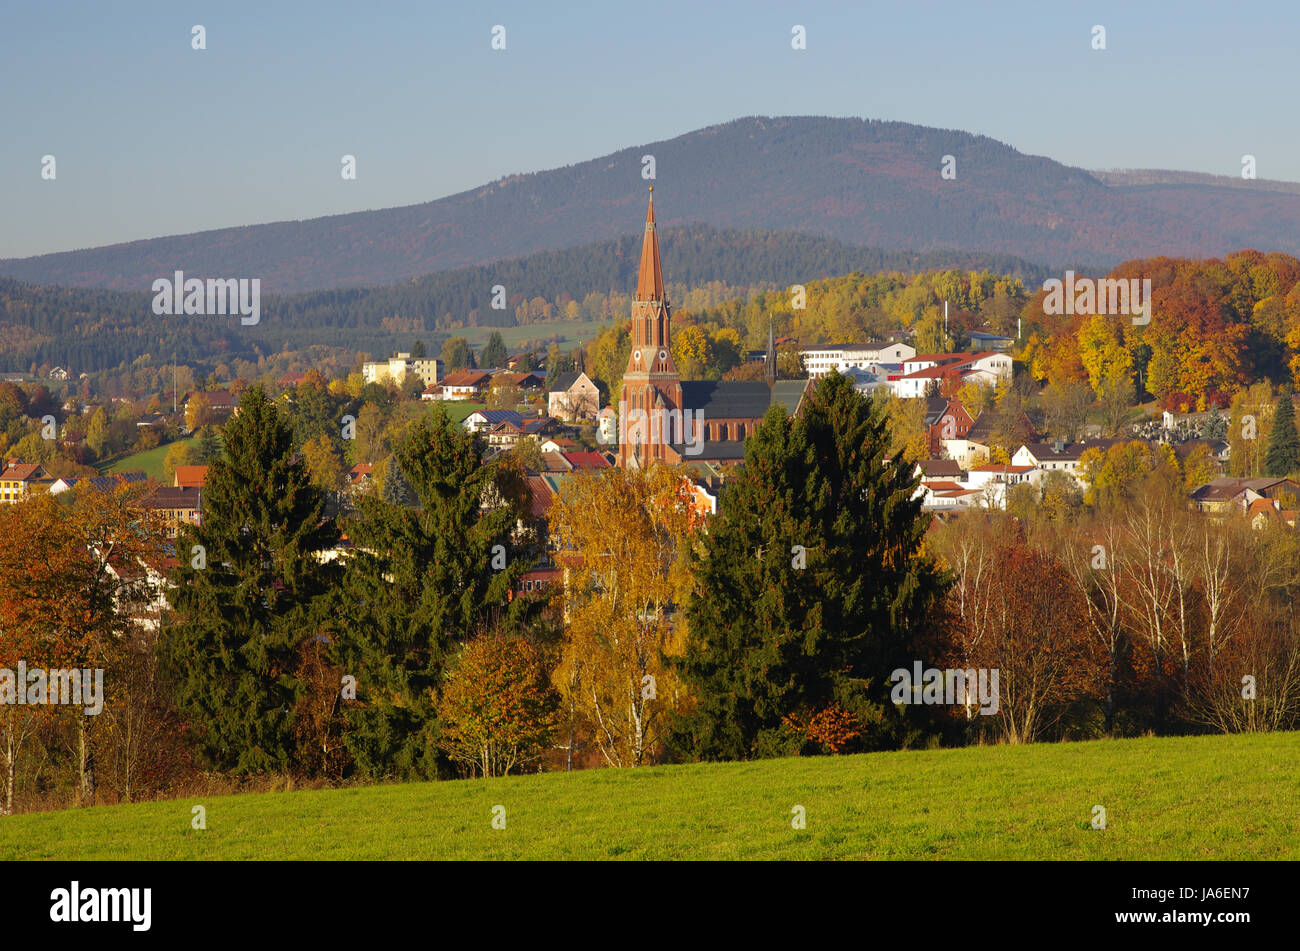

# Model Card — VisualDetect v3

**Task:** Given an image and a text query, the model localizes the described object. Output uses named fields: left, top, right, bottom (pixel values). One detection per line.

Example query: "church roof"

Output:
left=770, top=380, right=810, bottom=414
left=670, top=440, right=748, bottom=461
left=677, top=379, right=810, bottom=419
left=679, top=381, right=769, bottom=418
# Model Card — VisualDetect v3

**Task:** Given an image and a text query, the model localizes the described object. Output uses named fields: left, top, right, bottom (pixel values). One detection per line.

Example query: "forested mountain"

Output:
left=6, top=116, right=1300, bottom=294
left=0, top=225, right=1048, bottom=373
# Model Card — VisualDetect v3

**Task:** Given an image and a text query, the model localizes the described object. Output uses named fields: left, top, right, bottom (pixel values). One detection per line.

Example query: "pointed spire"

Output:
left=636, top=186, right=665, bottom=303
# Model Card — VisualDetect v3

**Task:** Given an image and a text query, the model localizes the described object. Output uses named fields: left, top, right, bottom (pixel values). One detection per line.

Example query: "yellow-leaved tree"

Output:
left=549, top=465, right=697, bottom=766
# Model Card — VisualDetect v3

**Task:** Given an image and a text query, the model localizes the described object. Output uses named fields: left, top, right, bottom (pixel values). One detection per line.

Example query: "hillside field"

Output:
left=2, top=732, right=1296, bottom=860
left=459, top=317, right=614, bottom=352
left=98, top=435, right=200, bottom=480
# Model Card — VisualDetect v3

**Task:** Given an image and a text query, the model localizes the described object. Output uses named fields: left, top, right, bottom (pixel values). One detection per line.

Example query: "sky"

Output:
left=3, top=0, right=1298, bottom=259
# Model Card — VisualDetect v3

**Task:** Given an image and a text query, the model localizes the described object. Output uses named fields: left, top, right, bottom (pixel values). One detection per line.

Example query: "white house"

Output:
left=596, top=406, right=617, bottom=446
left=892, top=352, right=1013, bottom=399
left=1012, top=440, right=1120, bottom=487
left=800, top=341, right=916, bottom=379
left=464, top=409, right=524, bottom=434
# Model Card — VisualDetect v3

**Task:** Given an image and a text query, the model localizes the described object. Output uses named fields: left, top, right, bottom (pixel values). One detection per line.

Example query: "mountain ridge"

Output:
left=6, top=116, right=1300, bottom=294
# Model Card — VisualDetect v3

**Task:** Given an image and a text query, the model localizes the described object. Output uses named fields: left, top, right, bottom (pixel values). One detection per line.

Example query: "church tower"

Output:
left=618, top=188, right=683, bottom=468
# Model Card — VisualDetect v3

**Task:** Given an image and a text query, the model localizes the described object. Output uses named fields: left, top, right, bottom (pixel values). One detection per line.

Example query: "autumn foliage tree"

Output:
left=436, top=633, right=560, bottom=777
left=548, top=464, right=696, bottom=767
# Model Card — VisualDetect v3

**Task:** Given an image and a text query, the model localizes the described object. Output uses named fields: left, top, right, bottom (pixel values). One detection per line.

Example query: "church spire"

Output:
left=636, top=187, right=665, bottom=303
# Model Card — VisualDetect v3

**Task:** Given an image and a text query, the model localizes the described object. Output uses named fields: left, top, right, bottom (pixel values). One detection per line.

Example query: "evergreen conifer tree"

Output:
left=163, top=386, right=339, bottom=773
left=481, top=332, right=508, bottom=370
left=1265, top=390, right=1299, bottom=476
left=333, top=406, right=540, bottom=778
left=671, top=373, right=947, bottom=759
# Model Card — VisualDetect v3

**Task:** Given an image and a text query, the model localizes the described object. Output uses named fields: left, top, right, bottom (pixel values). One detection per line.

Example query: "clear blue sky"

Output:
left=3, top=0, right=1297, bottom=258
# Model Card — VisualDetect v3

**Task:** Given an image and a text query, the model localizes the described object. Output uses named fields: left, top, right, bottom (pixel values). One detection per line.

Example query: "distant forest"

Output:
left=0, top=225, right=1049, bottom=374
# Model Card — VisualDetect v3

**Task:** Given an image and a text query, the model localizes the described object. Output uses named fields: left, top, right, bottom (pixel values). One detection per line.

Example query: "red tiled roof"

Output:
left=525, top=476, right=554, bottom=518
left=1, top=463, right=43, bottom=481
left=440, top=370, right=492, bottom=388
left=174, top=465, right=208, bottom=488
left=561, top=451, right=610, bottom=471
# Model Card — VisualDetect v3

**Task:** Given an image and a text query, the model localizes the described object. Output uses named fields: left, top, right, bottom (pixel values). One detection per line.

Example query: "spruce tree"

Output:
left=671, top=373, right=947, bottom=760
left=333, top=406, right=540, bottom=779
left=481, top=332, right=508, bottom=370
left=163, top=386, right=339, bottom=774
left=1265, top=391, right=1299, bottom=476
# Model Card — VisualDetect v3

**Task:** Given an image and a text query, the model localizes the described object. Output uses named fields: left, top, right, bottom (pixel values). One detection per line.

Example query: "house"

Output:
left=915, top=482, right=984, bottom=510
left=1191, top=477, right=1300, bottom=515
left=965, top=463, right=1039, bottom=491
left=362, top=353, right=443, bottom=387
left=430, top=370, right=492, bottom=401
left=49, top=472, right=148, bottom=496
left=914, top=458, right=967, bottom=481
left=968, top=331, right=1016, bottom=351
left=506, top=353, right=541, bottom=372
left=135, top=412, right=168, bottom=430
left=548, top=371, right=601, bottom=421
left=185, top=389, right=236, bottom=425
left=839, top=365, right=891, bottom=395
left=515, top=567, right=562, bottom=598
left=103, top=548, right=177, bottom=632
left=924, top=398, right=975, bottom=455
left=891, top=352, right=1013, bottom=399
left=48, top=366, right=69, bottom=381
left=495, top=371, right=545, bottom=391
left=0, top=461, right=52, bottom=504
left=486, top=418, right=553, bottom=451
left=560, top=451, right=610, bottom=472
left=538, top=436, right=580, bottom=454
left=596, top=407, right=617, bottom=445
left=942, top=415, right=997, bottom=469
left=136, top=486, right=202, bottom=538
left=685, top=479, right=719, bottom=519
left=1176, top=438, right=1231, bottom=466
left=800, top=341, right=917, bottom=379
left=486, top=372, right=545, bottom=408
left=1012, top=440, right=1121, bottom=486
left=1246, top=497, right=1299, bottom=530
left=347, top=463, right=375, bottom=494
left=464, top=409, right=525, bottom=434
left=174, top=466, right=209, bottom=488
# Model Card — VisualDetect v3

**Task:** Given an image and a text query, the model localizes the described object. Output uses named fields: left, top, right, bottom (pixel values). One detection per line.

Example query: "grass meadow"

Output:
left=2, top=732, right=1295, bottom=860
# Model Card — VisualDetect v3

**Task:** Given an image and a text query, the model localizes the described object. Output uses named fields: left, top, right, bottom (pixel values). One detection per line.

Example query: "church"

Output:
left=617, top=189, right=810, bottom=469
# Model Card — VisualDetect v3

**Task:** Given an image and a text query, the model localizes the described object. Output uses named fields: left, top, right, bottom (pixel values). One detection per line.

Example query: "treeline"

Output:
left=6, top=377, right=1294, bottom=816
left=932, top=474, right=1300, bottom=740
left=0, top=227, right=1048, bottom=374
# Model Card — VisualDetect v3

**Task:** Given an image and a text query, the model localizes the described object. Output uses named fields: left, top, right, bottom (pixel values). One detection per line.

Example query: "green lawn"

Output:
left=98, top=435, right=199, bottom=480
left=434, top=400, right=486, bottom=424
left=2, top=733, right=1296, bottom=860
